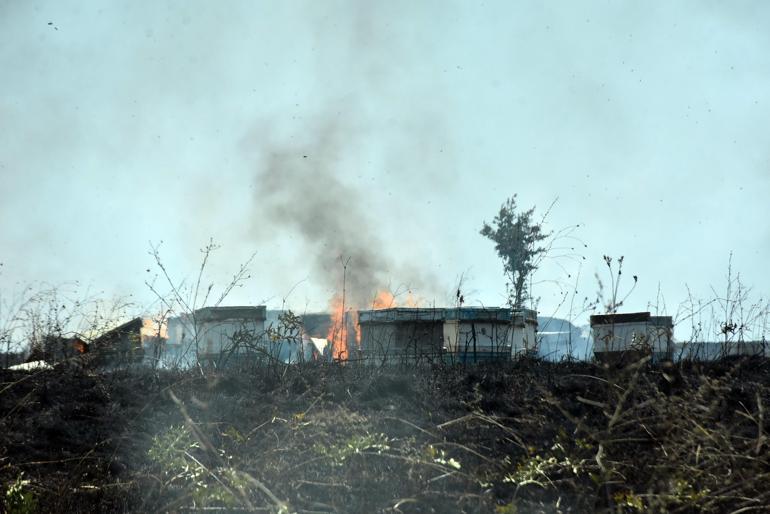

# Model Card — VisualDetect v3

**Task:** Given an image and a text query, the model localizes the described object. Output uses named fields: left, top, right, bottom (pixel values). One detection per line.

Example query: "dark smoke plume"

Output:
left=252, top=124, right=437, bottom=308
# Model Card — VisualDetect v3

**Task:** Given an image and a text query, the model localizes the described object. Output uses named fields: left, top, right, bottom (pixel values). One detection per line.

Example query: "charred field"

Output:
left=1, top=358, right=769, bottom=514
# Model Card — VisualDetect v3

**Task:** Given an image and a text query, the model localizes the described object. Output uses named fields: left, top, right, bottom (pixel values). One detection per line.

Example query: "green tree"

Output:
left=480, top=195, right=549, bottom=311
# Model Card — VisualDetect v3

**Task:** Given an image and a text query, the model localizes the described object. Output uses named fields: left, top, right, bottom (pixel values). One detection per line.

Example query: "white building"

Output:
left=590, top=312, right=674, bottom=364
left=357, top=308, right=445, bottom=363
left=443, top=308, right=538, bottom=362
left=357, top=307, right=538, bottom=363
left=165, top=306, right=267, bottom=367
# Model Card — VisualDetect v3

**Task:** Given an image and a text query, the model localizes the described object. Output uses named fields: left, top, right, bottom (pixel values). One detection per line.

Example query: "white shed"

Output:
left=443, top=308, right=538, bottom=362
left=591, top=312, right=673, bottom=364
left=356, top=307, right=538, bottom=363
left=166, top=306, right=267, bottom=367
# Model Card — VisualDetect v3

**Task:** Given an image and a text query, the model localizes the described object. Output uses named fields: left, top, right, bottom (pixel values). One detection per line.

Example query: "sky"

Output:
left=1, top=1, right=769, bottom=338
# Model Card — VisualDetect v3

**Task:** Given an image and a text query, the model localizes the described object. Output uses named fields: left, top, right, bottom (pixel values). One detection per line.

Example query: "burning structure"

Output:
left=357, top=307, right=539, bottom=363
left=590, top=312, right=674, bottom=365
left=357, top=308, right=445, bottom=363
left=16, top=318, right=164, bottom=369
left=91, top=317, right=145, bottom=366
left=29, top=335, right=89, bottom=364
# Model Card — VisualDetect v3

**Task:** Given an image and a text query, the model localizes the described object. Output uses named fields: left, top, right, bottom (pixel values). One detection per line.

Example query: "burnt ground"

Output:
left=1, top=357, right=769, bottom=513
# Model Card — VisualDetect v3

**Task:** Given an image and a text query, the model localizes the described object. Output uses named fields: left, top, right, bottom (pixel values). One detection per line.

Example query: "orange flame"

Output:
left=370, top=290, right=396, bottom=309
left=141, top=317, right=168, bottom=340
left=328, top=289, right=425, bottom=357
left=327, top=295, right=348, bottom=360
left=369, top=290, right=422, bottom=309
left=404, top=291, right=420, bottom=307
left=353, top=310, right=362, bottom=346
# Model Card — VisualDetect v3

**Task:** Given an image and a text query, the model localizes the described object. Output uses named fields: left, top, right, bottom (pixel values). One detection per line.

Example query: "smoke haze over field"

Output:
left=1, top=1, right=769, bottom=336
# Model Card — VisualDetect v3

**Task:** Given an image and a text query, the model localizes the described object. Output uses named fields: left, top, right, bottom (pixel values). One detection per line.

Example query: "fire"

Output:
left=353, top=310, right=362, bottom=347
left=370, top=290, right=396, bottom=309
left=327, top=295, right=349, bottom=360
left=141, top=317, right=168, bottom=340
left=404, top=291, right=420, bottom=307
left=326, top=291, right=394, bottom=360
left=370, top=289, right=421, bottom=309
left=327, top=289, right=424, bottom=360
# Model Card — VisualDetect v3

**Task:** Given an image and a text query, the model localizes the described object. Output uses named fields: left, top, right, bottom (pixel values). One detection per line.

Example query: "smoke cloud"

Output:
left=251, top=120, right=440, bottom=309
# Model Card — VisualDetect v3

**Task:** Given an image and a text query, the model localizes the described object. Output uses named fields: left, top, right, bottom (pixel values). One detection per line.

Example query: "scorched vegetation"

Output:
left=1, top=357, right=769, bottom=513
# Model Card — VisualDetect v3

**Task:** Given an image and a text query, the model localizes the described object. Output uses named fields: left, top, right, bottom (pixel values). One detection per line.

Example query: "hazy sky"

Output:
left=1, top=1, right=769, bottom=336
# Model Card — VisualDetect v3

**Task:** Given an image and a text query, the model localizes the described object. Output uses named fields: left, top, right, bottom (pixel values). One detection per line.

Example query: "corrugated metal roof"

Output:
left=357, top=307, right=537, bottom=324
left=590, top=312, right=673, bottom=327
left=591, top=312, right=650, bottom=324
left=444, top=307, right=511, bottom=321
left=194, top=306, right=267, bottom=322
left=358, top=308, right=446, bottom=323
